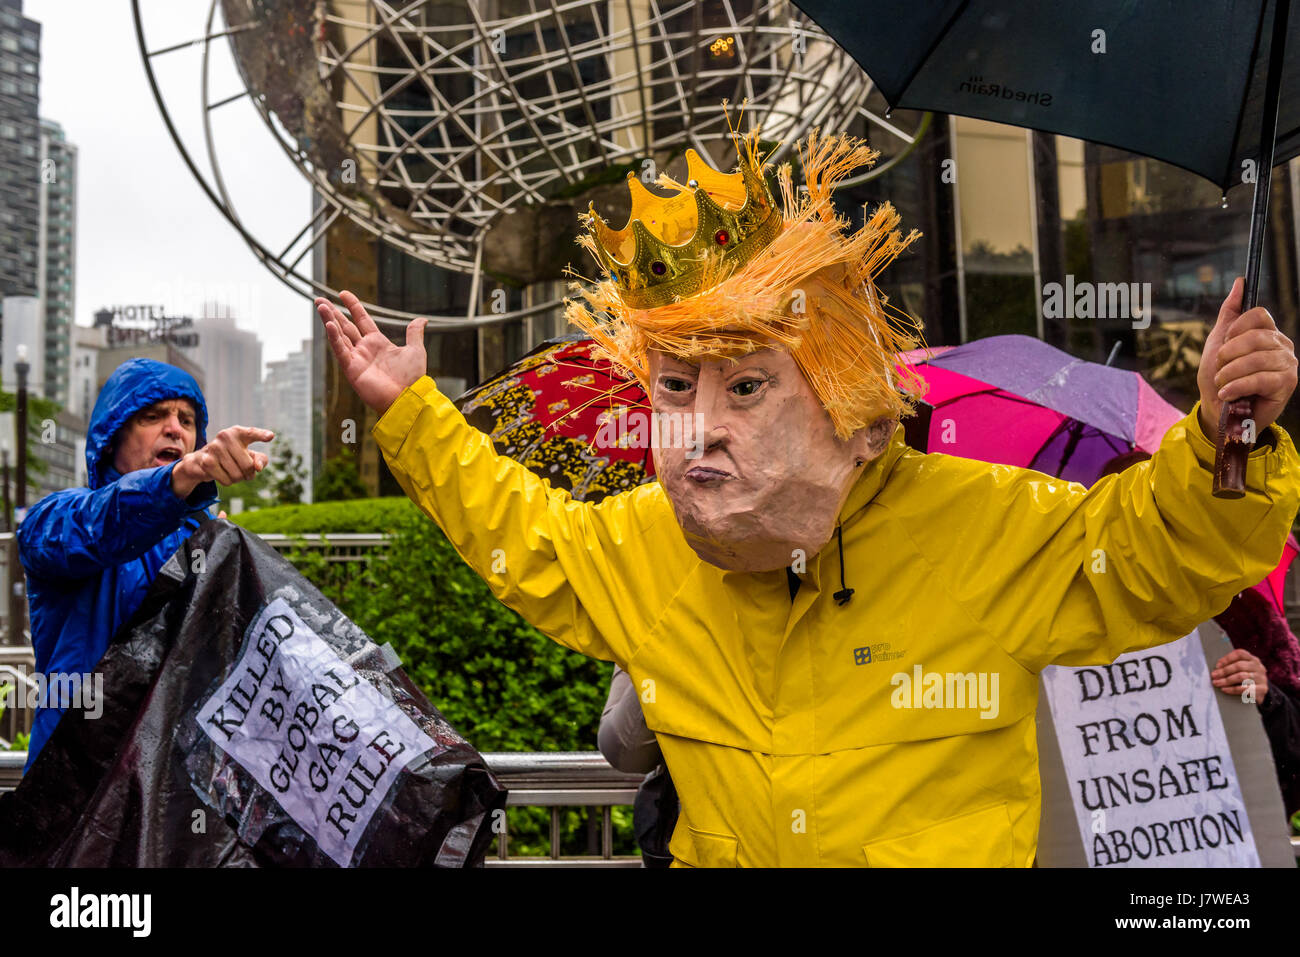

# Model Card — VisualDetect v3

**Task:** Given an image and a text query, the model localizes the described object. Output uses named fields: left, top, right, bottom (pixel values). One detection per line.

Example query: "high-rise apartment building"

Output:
left=1, top=4, right=77, bottom=412
left=38, top=118, right=75, bottom=405
left=260, top=338, right=314, bottom=501
left=0, top=0, right=40, bottom=302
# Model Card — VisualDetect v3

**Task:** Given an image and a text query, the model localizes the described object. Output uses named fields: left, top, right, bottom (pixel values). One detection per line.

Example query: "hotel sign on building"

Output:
left=95, top=305, right=199, bottom=350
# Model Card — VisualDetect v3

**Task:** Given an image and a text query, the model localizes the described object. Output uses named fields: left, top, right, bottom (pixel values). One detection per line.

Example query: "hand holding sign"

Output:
left=316, top=291, right=428, bottom=416
left=1211, top=648, right=1269, bottom=703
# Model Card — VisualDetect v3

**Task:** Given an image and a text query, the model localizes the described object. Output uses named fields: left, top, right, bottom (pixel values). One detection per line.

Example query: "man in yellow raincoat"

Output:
left=316, top=130, right=1299, bottom=867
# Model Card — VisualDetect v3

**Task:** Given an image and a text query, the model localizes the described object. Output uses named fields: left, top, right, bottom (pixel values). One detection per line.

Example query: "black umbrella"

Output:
left=792, top=0, right=1296, bottom=497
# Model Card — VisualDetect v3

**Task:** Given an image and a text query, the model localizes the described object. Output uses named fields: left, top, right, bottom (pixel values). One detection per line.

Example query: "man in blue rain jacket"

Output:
left=17, top=358, right=274, bottom=769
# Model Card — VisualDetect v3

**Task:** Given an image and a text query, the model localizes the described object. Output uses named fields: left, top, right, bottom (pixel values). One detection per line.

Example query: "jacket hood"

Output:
left=87, top=359, right=208, bottom=490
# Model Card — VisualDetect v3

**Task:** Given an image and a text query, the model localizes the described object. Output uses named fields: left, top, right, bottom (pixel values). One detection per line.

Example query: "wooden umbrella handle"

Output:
left=1212, top=396, right=1256, bottom=498
left=1212, top=0, right=1290, bottom=499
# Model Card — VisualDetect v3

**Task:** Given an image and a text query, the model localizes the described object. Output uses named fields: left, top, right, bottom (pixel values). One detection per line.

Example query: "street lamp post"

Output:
left=12, top=346, right=28, bottom=645
left=1, top=442, right=10, bottom=647
left=15, top=344, right=28, bottom=514
left=1, top=443, right=10, bottom=532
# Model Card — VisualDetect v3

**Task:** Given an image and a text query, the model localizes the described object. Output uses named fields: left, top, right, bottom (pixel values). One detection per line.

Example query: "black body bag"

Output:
left=0, top=520, right=506, bottom=867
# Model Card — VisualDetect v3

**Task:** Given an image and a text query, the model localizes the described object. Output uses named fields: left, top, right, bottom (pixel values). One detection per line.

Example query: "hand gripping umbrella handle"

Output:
left=1214, top=0, right=1290, bottom=499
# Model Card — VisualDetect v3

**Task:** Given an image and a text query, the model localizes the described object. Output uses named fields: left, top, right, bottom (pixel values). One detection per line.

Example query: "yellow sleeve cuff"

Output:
left=372, top=375, right=443, bottom=457
left=1177, top=399, right=1291, bottom=489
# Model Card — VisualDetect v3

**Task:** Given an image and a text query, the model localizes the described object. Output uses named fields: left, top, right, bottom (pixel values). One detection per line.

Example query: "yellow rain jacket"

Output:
left=374, top=376, right=1300, bottom=867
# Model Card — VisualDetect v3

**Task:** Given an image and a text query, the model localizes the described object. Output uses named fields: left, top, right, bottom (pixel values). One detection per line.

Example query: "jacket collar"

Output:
left=837, top=422, right=910, bottom=526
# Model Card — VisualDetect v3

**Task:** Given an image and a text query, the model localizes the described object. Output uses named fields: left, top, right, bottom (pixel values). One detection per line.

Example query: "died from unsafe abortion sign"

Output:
left=195, top=597, right=435, bottom=866
left=1041, top=629, right=1258, bottom=868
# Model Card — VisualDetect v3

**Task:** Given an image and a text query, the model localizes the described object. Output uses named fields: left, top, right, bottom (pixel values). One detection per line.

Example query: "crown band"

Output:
left=582, top=147, right=781, bottom=310
left=616, top=203, right=783, bottom=309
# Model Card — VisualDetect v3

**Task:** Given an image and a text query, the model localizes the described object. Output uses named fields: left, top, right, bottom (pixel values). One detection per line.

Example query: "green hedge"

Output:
left=230, top=497, right=418, bottom=535
left=239, top=497, right=633, bottom=857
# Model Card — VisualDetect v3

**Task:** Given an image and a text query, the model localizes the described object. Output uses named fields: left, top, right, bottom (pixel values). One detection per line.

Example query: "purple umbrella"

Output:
left=901, top=335, right=1186, bottom=485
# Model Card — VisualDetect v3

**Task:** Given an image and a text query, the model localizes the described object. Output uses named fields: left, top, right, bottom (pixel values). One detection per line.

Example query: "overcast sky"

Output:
left=26, top=0, right=313, bottom=369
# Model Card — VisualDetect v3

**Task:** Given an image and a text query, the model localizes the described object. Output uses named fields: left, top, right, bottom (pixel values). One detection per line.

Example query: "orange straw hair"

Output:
left=564, top=126, right=930, bottom=439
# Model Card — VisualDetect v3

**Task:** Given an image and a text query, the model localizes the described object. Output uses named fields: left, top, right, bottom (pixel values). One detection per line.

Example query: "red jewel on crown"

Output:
left=715, top=229, right=729, bottom=245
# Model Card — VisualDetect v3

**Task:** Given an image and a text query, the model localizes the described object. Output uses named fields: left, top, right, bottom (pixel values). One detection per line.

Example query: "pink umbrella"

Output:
left=897, top=336, right=1185, bottom=482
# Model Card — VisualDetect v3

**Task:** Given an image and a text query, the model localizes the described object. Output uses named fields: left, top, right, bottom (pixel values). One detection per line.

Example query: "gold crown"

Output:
left=582, top=148, right=782, bottom=309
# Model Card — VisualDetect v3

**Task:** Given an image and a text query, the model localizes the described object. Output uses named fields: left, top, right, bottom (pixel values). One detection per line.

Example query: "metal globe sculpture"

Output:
left=135, top=0, right=926, bottom=322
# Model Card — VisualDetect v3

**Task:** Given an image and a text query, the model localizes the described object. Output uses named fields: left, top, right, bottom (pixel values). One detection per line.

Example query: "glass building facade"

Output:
left=0, top=0, right=40, bottom=301
left=845, top=113, right=1299, bottom=437
left=39, top=118, right=76, bottom=405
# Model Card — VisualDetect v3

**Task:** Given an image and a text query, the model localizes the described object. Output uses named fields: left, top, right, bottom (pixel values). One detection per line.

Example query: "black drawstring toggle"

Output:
left=833, top=523, right=854, bottom=606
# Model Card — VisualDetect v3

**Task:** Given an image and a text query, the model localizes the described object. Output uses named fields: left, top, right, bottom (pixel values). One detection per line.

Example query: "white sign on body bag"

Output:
left=196, top=597, right=435, bottom=866
left=1041, top=628, right=1260, bottom=867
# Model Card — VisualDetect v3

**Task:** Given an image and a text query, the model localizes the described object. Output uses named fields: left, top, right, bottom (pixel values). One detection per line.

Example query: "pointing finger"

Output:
left=230, top=426, right=276, bottom=444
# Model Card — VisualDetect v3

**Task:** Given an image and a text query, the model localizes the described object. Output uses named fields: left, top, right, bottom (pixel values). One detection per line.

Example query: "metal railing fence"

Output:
left=2, top=750, right=1298, bottom=863
left=0, top=749, right=643, bottom=865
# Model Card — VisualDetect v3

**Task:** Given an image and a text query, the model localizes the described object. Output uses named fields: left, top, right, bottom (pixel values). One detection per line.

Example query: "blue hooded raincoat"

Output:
left=17, top=358, right=217, bottom=769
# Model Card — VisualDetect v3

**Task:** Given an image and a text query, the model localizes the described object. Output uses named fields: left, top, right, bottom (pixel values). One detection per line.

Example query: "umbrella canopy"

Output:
left=790, top=0, right=1298, bottom=190
left=453, top=336, right=654, bottom=503
left=1261, top=535, right=1300, bottom=614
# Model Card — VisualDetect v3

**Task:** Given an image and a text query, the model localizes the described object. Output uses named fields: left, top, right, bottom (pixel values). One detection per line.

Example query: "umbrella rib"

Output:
left=921, top=385, right=1048, bottom=409
left=1220, top=2, right=1275, bottom=189
left=1067, top=425, right=1132, bottom=477
left=1020, top=415, right=1077, bottom=475
left=1054, top=419, right=1088, bottom=476
left=883, top=0, right=971, bottom=106
left=538, top=357, right=650, bottom=430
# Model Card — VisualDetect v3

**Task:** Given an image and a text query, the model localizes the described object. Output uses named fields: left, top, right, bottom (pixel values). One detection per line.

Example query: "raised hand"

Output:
left=171, top=425, right=275, bottom=498
left=1198, top=277, right=1298, bottom=439
left=316, top=291, right=429, bottom=415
